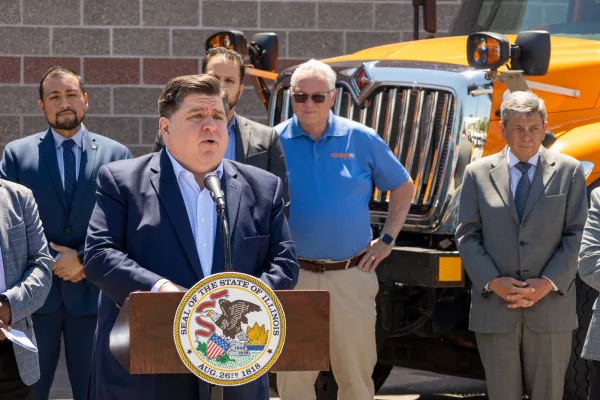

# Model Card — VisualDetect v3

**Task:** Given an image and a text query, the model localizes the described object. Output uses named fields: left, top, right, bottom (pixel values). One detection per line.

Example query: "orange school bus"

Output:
left=209, top=0, right=600, bottom=398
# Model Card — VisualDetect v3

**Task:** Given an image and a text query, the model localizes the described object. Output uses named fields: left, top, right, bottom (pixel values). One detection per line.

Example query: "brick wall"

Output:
left=0, top=0, right=462, bottom=156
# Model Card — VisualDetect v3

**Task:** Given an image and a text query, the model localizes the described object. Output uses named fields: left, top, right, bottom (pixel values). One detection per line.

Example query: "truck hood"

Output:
left=323, top=35, right=600, bottom=112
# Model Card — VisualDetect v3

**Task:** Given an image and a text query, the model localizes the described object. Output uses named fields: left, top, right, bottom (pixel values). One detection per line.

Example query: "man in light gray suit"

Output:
left=0, top=179, right=53, bottom=399
left=152, top=48, right=289, bottom=209
left=578, top=188, right=600, bottom=400
left=457, top=91, right=588, bottom=400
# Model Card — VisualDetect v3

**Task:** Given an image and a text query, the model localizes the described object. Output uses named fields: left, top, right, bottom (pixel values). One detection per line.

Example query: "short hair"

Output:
left=158, top=74, right=229, bottom=119
left=290, top=59, right=336, bottom=91
left=39, top=66, right=85, bottom=101
left=500, top=91, right=547, bottom=126
left=202, top=47, right=246, bottom=82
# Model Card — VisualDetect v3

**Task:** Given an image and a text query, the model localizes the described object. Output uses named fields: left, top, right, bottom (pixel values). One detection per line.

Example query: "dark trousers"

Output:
left=32, top=305, right=97, bottom=400
left=0, top=340, right=34, bottom=400
left=589, top=360, right=600, bottom=400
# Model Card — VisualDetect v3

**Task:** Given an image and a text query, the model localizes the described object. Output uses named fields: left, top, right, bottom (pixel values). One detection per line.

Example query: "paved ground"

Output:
left=49, top=347, right=487, bottom=399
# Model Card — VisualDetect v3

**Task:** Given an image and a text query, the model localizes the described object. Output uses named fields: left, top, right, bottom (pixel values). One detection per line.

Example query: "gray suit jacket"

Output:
left=579, top=188, right=600, bottom=360
left=0, top=179, right=53, bottom=385
left=152, top=113, right=289, bottom=210
left=456, top=148, right=587, bottom=334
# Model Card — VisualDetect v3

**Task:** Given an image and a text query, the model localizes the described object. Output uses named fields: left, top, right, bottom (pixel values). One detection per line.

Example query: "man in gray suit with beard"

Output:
left=0, top=179, right=53, bottom=399
left=457, top=91, right=588, bottom=400
left=153, top=48, right=289, bottom=208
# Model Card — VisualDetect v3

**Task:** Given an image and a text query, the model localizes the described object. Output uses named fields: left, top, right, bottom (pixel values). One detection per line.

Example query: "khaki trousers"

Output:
left=475, top=313, right=572, bottom=400
left=277, top=267, right=379, bottom=400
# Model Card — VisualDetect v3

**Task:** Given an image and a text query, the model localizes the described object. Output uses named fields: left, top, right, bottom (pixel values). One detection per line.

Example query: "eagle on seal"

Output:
left=207, top=299, right=261, bottom=339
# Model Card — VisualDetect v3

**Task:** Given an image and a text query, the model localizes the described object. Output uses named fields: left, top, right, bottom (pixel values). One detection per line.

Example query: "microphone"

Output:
left=204, top=173, right=226, bottom=212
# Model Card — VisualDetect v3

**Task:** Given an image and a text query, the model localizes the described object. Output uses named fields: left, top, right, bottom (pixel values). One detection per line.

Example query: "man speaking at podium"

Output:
left=84, top=74, right=299, bottom=400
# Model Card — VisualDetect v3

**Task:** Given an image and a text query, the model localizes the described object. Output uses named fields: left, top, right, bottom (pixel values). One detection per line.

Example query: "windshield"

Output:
left=451, top=0, right=600, bottom=39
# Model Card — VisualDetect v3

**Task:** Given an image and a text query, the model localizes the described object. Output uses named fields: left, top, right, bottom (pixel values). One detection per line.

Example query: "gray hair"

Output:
left=500, top=91, right=547, bottom=126
left=290, top=59, right=336, bottom=91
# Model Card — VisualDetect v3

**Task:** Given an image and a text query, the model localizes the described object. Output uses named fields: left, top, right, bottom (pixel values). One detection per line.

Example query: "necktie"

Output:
left=514, top=162, right=532, bottom=222
left=62, top=139, right=76, bottom=210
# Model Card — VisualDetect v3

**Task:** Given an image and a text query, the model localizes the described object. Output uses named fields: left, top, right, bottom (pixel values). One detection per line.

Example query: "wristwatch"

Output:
left=379, top=233, right=396, bottom=247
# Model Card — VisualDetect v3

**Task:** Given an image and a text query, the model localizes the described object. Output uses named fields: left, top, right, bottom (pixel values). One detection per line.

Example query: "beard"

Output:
left=228, top=91, right=242, bottom=111
left=49, top=110, right=84, bottom=131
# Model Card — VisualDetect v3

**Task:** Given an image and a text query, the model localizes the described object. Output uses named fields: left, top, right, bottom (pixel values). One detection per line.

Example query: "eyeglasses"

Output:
left=291, top=89, right=334, bottom=104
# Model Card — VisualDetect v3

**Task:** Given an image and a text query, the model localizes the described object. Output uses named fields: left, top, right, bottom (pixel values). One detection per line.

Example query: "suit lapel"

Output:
left=212, top=161, right=241, bottom=274
left=68, top=131, right=98, bottom=224
left=149, top=151, right=204, bottom=280
left=0, top=183, right=9, bottom=285
left=489, top=151, right=520, bottom=226
left=234, top=114, right=250, bottom=163
left=521, top=150, right=556, bottom=222
left=39, top=129, right=68, bottom=212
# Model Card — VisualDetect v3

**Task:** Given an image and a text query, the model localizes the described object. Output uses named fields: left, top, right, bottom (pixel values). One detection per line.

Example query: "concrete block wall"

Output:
left=0, top=0, right=463, bottom=156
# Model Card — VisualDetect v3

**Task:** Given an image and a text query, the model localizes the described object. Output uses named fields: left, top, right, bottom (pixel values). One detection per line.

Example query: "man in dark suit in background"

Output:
left=153, top=48, right=289, bottom=209
left=84, top=74, right=298, bottom=400
left=0, top=67, right=132, bottom=400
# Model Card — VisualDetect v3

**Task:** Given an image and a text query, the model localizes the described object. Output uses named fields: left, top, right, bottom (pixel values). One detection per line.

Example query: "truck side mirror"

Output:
left=205, top=30, right=248, bottom=58
left=423, top=0, right=437, bottom=34
left=250, top=33, right=279, bottom=72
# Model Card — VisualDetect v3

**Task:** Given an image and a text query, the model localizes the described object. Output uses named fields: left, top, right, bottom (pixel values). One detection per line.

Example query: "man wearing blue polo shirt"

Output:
left=275, top=59, right=415, bottom=400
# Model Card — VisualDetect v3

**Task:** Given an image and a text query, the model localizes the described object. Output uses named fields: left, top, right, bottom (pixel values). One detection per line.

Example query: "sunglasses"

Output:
left=291, top=89, right=334, bottom=104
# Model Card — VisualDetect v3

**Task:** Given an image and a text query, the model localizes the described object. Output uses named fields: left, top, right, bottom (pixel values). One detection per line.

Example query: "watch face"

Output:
left=381, top=234, right=394, bottom=245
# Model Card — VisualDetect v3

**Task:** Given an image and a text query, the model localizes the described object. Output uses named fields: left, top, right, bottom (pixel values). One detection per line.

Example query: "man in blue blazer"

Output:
left=0, top=66, right=132, bottom=400
left=84, top=74, right=298, bottom=400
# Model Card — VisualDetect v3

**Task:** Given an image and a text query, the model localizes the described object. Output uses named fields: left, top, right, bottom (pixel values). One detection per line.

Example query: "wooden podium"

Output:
left=109, top=290, right=330, bottom=374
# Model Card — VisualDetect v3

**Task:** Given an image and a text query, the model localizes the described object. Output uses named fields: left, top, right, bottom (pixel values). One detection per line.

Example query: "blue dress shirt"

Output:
left=224, top=115, right=237, bottom=161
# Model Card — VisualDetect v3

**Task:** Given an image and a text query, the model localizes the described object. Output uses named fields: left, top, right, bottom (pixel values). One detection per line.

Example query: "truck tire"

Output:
left=564, top=276, right=597, bottom=400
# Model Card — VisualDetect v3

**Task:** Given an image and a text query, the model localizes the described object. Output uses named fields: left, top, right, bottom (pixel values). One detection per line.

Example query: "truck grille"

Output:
left=271, top=85, right=455, bottom=217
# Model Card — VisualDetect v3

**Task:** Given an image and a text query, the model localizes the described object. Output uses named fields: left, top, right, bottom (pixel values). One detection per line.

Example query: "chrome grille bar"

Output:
left=413, top=91, right=439, bottom=202
left=404, top=90, right=425, bottom=174
left=423, top=93, right=452, bottom=205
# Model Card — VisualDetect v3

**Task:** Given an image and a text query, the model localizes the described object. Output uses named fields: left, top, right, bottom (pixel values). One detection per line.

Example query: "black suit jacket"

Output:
left=152, top=113, right=289, bottom=210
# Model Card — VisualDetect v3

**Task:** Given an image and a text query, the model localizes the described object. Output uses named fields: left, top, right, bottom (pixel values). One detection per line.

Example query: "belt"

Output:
left=298, top=254, right=362, bottom=273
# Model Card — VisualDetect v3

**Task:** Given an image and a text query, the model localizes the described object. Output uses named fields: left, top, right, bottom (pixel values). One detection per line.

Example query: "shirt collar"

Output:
left=507, top=146, right=541, bottom=169
left=52, top=124, right=85, bottom=149
left=228, top=114, right=237, bottom=132
left=166, top=149, right=224, bottom=183
left=289, top=111, right=347, bottom=139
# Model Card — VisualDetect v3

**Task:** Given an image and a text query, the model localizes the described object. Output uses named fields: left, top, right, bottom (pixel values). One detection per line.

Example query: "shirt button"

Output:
left=186, top=172, right=192, bottom=178
left=201, top=217, right=205, bottom=223
left=65, top=227, right=72, bottom=233
left=519, top=241, right=525, bottom=246
left=203, top=242, right=207, bottom=247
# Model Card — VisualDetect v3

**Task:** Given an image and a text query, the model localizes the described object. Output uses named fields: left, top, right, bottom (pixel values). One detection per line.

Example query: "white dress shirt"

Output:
left=152, top=150, right=224, bottom=292
left=507, top=147, right=539, bottom=198
left=52, top=125, right=85, bottom=187
left=0, top=245, right=6, bottom=294
left=485, top=147, right=557, bottom=292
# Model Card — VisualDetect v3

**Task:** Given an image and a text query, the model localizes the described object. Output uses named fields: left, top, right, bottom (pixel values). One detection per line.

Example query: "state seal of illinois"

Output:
left=174, top=272, right=286, bottom=386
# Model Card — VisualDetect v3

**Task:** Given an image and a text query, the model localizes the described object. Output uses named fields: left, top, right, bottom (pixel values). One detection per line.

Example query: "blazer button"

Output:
left=65, top=227, right=72, bottom=233
left=516, top=270, right=521, bottom=276
left=519, top=241, right=525, bottom=246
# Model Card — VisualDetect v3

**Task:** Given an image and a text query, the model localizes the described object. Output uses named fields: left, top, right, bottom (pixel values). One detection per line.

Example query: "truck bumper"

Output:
left=376, top=246, right=464, bottom=288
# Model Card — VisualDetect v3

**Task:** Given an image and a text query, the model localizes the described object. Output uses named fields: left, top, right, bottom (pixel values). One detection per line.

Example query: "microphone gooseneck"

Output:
left=204, top=172, right=232, bottom=273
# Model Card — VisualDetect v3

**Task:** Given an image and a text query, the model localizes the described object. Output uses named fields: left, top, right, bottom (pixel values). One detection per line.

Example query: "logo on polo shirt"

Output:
left=330, top=152, right=355, bottom=160
left=174, top=272, right=286, bottom=386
